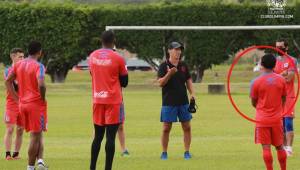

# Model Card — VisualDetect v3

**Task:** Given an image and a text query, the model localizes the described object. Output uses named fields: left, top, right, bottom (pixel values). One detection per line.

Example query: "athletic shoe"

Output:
left=12, top=152, right=20, bottom=159
left=160, top=152, right=168, bottom=160
left=121, top=150, right=130, bottom=157
left=184, top=151, right=192, bottom=160
left=37, top=162, right=48, bottom=170
left=5, top=155, right=13, bottom=160
left=285, top=147, right=293, bottom=157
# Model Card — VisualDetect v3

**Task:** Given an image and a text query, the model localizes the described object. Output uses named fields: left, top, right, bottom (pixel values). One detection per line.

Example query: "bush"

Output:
left=0, top=1, right=299, bottom=82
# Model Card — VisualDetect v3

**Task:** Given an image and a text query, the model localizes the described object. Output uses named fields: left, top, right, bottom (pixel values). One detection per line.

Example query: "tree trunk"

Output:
left=144, top=57, right=159, bottom=71
left=193, top=66, right=205, bottom=83
left=49, top=69, right=69, bottom=83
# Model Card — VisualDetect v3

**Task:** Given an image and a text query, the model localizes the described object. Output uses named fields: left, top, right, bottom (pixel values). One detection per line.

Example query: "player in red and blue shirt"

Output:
left=273, top=39, right=297, bottom=156
left=3, top=48, right=24, bottom=160
left=89, top=30, right=128, bottom=170
left=250, top=54, right=287, bottom=170
left=5, top=41, right=47, bottom=170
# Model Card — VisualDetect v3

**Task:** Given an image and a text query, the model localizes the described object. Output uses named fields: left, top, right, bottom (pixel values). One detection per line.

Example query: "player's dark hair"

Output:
left=101, top=30, right=115, bottom=46
left=28, top=41, right=42, bottom=55
left=10, top=48, right=24, bottom=55
left=261, top=53, right=276, bottom=69
left=276, top=38, right=288, bottom=47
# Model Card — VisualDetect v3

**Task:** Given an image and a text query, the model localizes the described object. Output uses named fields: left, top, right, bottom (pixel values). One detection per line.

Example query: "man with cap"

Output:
left=157, top=41, right=195, bottom=160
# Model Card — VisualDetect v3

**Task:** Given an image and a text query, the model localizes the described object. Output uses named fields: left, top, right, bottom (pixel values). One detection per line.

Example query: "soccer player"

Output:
left=5, top=41, right=48, bottom=170
left=158, top=41, right=195, bottom=160
left=274, top=39, right=297, bottom=156
left=117, top=102, right=130, bottom=156
left=3, top=48, right=24, bottom=160
left=250, top=54, right=287, bottom=170
left=89, top=30, right=128, bottom=170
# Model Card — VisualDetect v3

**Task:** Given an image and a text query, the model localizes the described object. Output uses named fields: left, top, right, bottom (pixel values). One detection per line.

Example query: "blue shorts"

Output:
left=160, top=104, right=192, bottom=122
left=283, top=117, right=293, bottom=133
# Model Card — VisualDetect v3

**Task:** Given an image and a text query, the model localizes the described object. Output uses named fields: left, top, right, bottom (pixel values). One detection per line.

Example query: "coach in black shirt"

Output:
left=157, top=42, right=195, bottom=160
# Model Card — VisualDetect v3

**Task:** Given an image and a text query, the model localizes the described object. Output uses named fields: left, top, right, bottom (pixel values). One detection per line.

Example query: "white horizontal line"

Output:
left=106, top=25, right=300, bottom=31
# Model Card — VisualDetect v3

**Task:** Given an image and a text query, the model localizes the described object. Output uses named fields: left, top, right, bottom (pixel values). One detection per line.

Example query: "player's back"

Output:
left=89, top=48, right=124, bottom=104
left=251, top=73, right=286, bottom=126
left=14, top=58, right=44, bottom=104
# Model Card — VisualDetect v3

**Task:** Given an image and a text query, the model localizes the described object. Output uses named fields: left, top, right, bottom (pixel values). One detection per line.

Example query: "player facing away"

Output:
left=273, top=39, right=297, bottom=156
left=3, top=48, right=24, bottom=160
left=5, top=41, right=48, bottom=170
left=89, top=30, right=128, bottom=170
left=250, top=54, right=287, bottom=170
left=158, top=42, right=196, bottom=160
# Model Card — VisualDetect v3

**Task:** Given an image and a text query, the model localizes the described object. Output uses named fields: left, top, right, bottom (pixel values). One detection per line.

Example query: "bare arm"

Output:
left=158, top=67, right=177, bottom=87
left=186, top=78, right=196, bottom=99
left=5, top=73, right=18, bottom=102
left=38, top=79, right=46, bottom=101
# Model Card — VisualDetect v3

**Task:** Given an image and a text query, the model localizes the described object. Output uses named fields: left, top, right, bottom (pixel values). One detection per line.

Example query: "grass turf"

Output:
left=0, top=66, right=299, bottom=170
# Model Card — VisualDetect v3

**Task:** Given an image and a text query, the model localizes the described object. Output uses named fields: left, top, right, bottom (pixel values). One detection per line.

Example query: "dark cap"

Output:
left=168, top=42, right=184, bottom=50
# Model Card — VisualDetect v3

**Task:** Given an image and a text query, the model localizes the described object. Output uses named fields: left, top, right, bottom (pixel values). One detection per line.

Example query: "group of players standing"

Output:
left=2, top=30, right=297, bottom=170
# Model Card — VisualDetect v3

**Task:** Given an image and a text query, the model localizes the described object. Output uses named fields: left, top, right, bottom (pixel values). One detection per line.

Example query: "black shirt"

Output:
left=157, top=61, right=191, bottom=106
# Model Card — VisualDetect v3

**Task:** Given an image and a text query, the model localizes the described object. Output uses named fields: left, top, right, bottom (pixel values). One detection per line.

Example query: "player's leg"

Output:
left=117, top=103, right=129, bottom=156
left=161, top=122, right=172, bottom=160
left=283, top=117, right=294, bottom=156
left=105, top=124, right=120, bottom=170
left=181, top=121, right=191, bottom=159
left=272, top=125, right=286, bottom=170
left=255, top=127, right=273, bottom=170
left=178, top=104, right=192, bottom=159
left=19, top=104, right=36, bottom=170
left=161, top=122, right=172, bottom=152
left=118, top=123, right=129, bottom=156
left=26, top=101, right=48, bottom=170
left=275, top=145, right=287, bottom=170
left=282, top=118, right=287, bottom=146
left=28, top=132, right=42, bottom=170
left=13, top=112, right=24, bottom=159
left=90, top=124, right=105, bottom=170
left=13, top=125, right=24, bottom=159
left=262, top=145, right=273, bottom=170
left=36, top=134, right=48, bottom=170
left=160, top=106, right=177, bottom=159
left=4, top=123, right=14, bottom=160
left=35, top=101, right=48, bottom=170
left=90, top=104, right=106, bottom=170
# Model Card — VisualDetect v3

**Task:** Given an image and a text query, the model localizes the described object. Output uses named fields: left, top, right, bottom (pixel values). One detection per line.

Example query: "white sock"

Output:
left=27, top=165, right=35, bottom=170
left=286, top=146, right=293, bottom=151
left=38, top=159, right=44, bottom=165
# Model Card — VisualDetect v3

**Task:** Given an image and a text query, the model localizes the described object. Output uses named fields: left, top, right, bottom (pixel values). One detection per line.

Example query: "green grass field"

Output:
left=0, top=66, right=299, bottom=170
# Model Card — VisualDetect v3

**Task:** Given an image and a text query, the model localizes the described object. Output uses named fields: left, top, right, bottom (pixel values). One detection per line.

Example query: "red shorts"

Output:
left=255, top=126, right=284, bottom=146
left=93, top=103, right=123, bottom=126
left=20, top=101, right=47, bottom=132
left=4, top=108, right=24, bottom=127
